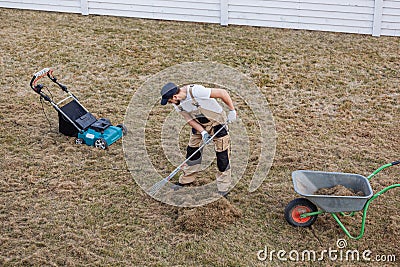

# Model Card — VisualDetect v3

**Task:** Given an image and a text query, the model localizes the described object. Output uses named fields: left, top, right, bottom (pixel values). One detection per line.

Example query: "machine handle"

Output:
left=30, top=68, right=52, bottom=92
left=30, top=68, right=68, bottom=93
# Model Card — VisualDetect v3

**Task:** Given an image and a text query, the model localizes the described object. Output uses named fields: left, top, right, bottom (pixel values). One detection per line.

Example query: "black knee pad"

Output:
left=213, top=124, right=228, bottom=138
left=186, top=146, right=202, bottom=162
left=216, top=150, right=230, bottom=172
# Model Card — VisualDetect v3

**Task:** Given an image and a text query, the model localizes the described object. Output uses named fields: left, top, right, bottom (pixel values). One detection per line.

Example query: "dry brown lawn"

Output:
left=1, top=7, right=399, bottom=266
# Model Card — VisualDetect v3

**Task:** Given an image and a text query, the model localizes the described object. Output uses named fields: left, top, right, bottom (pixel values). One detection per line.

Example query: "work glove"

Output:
left=201, top=130, right=212, bottom=144
left=227, top=109, right=237, bottom=123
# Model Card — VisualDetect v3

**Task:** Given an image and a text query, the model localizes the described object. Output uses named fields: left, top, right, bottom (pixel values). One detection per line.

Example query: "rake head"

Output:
left=148, top=178, right=169, bottom=196
left=148, top=167, right=181, bottom=196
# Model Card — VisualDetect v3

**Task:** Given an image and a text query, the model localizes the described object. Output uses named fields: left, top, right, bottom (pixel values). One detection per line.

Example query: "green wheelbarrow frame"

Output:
left=285, top=161, right=400, bottom=240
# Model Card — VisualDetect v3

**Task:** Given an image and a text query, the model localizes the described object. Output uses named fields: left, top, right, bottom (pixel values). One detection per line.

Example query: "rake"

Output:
left=148, top=123, right=228, bottom=196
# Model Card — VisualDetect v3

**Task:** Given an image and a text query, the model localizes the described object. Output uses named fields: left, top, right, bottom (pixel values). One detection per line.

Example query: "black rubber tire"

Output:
left=284, top=198, right=318, bottom=227
left=116, top=124, right=128, bottom=136
left=75, top=138, right=85, bottom=145
left=94, top=138, right=108, bottom=150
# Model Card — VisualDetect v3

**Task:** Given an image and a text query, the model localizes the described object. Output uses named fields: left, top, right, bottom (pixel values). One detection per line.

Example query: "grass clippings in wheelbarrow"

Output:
left=314, top=185, right=365, bottom=196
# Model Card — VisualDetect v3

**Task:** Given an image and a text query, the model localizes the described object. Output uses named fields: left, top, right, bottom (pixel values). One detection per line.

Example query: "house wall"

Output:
left=1, top=0, right=399, bottom=36
left=381, top=0, right=400, bottom=36
left=0, top=0, right=82, bottom=13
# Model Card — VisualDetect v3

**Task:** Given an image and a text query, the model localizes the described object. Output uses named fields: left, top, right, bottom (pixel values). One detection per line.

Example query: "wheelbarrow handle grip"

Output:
left=368, top=160, right=400, bottom=180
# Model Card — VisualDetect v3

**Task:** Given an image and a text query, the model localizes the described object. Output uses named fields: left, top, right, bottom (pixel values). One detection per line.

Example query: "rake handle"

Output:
left=167, top=122, right=228, bottom=180
left=152, top=122, right=229, bottom=193
left=148, top=122, right=230, bottom=196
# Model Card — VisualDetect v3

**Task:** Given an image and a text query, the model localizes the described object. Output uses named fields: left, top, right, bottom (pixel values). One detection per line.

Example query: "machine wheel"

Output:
left=94, top=138, right=108, bottom=150
left=116, top=124, right=128, bottom=136
left=284, top=198, right=318, bottom=227
left=75, top=138, right=85, bottom=145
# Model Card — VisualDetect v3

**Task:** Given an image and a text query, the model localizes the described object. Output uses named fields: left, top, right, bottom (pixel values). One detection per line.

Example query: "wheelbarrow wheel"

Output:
left=285, top=198, right=318, bottom=227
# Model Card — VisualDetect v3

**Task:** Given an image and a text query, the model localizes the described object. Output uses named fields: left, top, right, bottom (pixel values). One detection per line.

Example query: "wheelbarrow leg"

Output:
left=331, top=213, right=366, bottom=240
left=331, top=183, right=400, bottom=240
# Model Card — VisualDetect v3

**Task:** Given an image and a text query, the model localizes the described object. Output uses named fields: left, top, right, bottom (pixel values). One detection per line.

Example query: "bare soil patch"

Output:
left=175, top=198, right=242, bottom=233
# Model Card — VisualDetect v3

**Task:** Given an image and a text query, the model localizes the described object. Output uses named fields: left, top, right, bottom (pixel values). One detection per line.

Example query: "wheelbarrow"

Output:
left=284, top=161, right=400, bottom=240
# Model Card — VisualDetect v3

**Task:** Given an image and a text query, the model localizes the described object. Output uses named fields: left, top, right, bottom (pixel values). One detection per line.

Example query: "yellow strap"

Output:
left=189, top=85, right=200, bottom=107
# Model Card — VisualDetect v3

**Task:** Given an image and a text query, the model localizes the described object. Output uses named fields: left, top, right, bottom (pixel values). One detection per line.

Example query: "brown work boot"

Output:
left=171, top=182, right=193, bottom=191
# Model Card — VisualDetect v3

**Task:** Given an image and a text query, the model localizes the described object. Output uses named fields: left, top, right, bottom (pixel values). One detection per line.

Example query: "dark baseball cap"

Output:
left=160, top=82, right=179, bottom=105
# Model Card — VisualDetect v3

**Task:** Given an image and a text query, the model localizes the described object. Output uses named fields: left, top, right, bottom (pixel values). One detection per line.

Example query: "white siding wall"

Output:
left=229, top=0, right=376, bottom=35
left=382, top=0, right=400, bottom=36
left=0, top=0, right=81, bottom=13
left=0, top=0, right=399, bottom=36
left=88, top=0, right=221, bottom=24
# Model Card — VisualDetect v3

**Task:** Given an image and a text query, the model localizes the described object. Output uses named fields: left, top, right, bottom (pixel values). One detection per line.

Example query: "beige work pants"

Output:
left=180, top=123, right=231, bottom=192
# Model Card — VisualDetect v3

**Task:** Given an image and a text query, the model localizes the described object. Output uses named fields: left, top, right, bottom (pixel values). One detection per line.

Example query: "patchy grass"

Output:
left=1, top=7, right=400, bottom=266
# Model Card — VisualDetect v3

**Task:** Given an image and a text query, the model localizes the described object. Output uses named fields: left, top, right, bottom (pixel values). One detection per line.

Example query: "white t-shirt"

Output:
left=173, top=84, right=223, bottom=114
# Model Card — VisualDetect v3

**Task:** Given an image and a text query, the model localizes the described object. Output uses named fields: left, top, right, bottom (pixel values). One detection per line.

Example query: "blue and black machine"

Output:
left=30, top=68, right=127, bottom=149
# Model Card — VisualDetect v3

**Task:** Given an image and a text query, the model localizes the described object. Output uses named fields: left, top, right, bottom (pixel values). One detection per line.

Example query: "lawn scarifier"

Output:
left=30, top=68, right=127, bottom=149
